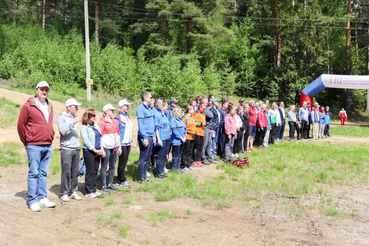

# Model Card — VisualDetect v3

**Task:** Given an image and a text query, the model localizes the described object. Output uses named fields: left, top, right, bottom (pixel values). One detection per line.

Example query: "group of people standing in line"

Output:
left=17, top=82, right=339, bottom=212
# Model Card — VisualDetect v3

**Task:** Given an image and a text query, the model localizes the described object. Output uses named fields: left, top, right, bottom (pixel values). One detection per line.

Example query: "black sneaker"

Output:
left=156, top=174, right=164, bottom=180
left=101, top=186, right=111, bottom=193
left=108, top=184, right=118, bottom=190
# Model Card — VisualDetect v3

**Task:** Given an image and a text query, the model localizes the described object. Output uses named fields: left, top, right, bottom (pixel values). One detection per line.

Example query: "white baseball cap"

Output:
left=118, top=99, right=132, bottom=107
left=36, top=81, right=50, bottom=89
left=103, top=103, right=116, bottom=112
left=65, top=98, right=82, bottom=107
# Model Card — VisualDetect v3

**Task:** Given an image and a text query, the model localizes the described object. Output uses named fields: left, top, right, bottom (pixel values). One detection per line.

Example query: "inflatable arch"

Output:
left=300, top=74, right=369, bottom=107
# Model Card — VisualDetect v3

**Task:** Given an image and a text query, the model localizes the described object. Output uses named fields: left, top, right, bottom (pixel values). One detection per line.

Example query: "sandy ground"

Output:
left=0, top=88, right=369, bottom=246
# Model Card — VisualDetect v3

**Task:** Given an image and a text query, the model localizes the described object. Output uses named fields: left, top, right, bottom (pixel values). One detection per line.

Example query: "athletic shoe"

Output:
left=108, top=184, right=118, bottom=190
left=94, top=191, right=102, bottom=197
left=183, top=167, right=190, bottom=171
left=146, top=171, right=151, bottom=177
left=30, top=202, right=41, bottom=212
left=60, top=194, right=70, bottom=202
left=250, top=148, right=257, bottom=152
left=69, top=192, right=82, bottom=200
left=258, top=145, right=265, bottom=150
left=38, top=197, right=55, bottom=208
left=189, top=166, right=195, bottom=170
left=101, top=186, right=111, bottom=193
left=164, top=167, right=169, bottom=173
left=85, top=193, right=97, bottom=198
left=198, top=162, right=205, bottom=167
left=202, top=159, right=211, bottom=165
left=146, top=178, right=152, bottom=183
left=156, top=174, right=164, bottom=180
left=208, top=158, right=216, bottom=164
left=117, top=181, right=131, bottom=189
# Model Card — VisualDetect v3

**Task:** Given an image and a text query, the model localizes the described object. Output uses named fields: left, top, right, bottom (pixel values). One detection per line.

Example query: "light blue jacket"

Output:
left=81, top=123, right=104, bottom=151
left=171, top=117, right=186, bottom=146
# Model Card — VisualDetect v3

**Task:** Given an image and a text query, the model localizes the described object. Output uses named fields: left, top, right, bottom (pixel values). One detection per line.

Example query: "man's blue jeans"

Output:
left=26, top=144, right=52, bottom=205
left=211, top=128, right=219, bottom=158
left=138, top=136, right=153, bottom=181
left=201, top=127, right=213, bottom=160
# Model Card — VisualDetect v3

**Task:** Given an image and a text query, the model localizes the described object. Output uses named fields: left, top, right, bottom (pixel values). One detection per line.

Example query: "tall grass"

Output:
left=0, top=97, right=20, bottom=128
left=330, top=125, right=369, bottom=137
left=0, top=142, right=25, bottom=167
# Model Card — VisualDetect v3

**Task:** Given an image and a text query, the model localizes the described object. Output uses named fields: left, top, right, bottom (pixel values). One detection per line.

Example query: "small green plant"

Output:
left=97, top=215, right=104, bottom=222
left=85, top=206, right=102, bottom=213
left=123, top=196, right=136, bottom=205
left=105, top=198, right=115, bottom=206
left=144, top=239, right=151, bottom=244
left=326, top=207, right=339, bottom=217
left=198, top=217, right=208, bottom=222
left=111, top=210, right=124, bottom=219
left=149, top=210, right=176, bottom=227
left=118, top=225, right=129, bottom=237
left=186, top=209, right=195, bottom=215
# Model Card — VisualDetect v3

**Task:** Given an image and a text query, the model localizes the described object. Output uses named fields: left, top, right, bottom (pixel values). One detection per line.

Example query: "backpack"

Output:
left=79, top=158, right=86, bottom=176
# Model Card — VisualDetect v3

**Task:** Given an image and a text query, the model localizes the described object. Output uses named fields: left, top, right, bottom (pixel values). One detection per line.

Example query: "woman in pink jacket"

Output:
left=98, top=104, right=121, bottom=193
left=257, top=104, right=268, bottom=150
left=224, top=104, right=237, bottom=160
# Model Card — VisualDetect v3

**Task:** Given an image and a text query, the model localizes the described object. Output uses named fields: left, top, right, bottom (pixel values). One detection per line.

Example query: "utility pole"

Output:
left=84, top=0, right=91, bottom=102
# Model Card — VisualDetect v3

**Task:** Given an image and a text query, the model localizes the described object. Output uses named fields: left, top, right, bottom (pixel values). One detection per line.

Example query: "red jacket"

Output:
left=257, top=110, right=268, bottom=128
left=248, top=107, right=257, bottom=126
left=17, top=96, right=55, bottom=146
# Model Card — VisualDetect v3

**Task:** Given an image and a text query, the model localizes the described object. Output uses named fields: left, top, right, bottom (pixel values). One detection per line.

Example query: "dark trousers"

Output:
left=301, top=120, right=308, bottom=139
left=278, top=120, right=285, bottom=139
left=182, top=139, right=194, bottom=168
left=156, top=139, right=171, bottom=175
left=194, top=135, right=204, bottom=162
left=150, top=146, right=159, bottom=169
left=218, top=132, right=226, bottom=157
left=118, top=145, right=130, bottom=183
left=270, top=123, right=278, bottom=144
left=289, top=122, right=296, bottom=139
left=295, top=123, right=301, bottom=138
left=258, top=127, right=267, bottom=145
left=324, top=125, right=330, bottom=136
left=60, top=148, right=80, bottom=196
left=138, top=136, right=153, bottom=181
left=233, top=130, right=243, bottom=154
left=172, top=144, right=184, bottom=170
left=83, top=149, right=100, bottom=194
left=243, top=126, right=249, bottom=152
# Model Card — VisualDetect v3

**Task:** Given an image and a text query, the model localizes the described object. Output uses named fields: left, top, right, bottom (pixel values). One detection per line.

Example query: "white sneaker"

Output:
left=69, top=192, right=82, bottom=200
left=38, top=197, right=56, bottom=208
left=60, top=195, right=70, bottom=202
left=146, top=171, right=151, bottom=177
left=164, top=167, right=169, bottom=173
left=29, top=202, right=41, bottom=212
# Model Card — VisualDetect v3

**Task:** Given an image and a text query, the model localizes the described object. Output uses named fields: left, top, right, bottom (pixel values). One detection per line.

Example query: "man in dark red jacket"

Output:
left=17, top=81, right=56, bottom=212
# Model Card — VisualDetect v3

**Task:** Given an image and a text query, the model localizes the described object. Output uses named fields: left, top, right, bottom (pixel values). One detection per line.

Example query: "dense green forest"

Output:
left=1, top=0, right=369, bottom=115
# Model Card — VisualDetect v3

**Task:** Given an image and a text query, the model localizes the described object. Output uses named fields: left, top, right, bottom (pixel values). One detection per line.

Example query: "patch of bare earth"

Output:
left=0, top=88, right=369, bottom=245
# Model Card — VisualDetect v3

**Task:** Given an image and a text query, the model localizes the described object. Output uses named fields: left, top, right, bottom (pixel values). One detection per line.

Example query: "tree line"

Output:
left=1, top=0, right=369, bottom=115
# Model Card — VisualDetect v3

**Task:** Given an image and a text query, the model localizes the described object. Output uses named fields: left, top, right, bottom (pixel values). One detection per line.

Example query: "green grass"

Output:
left=149, top=210, right=176, bottom=227
left=329, top=125, right=369, bottom=137
left=105, top=198, right=115, bottom=206
left=0, top=142, right=25, bottom=167
left=326, top=207, right=340, bottom=217
left=118, top=225, right=129, bottom=237
left=0, top=97, right=20, bottom=128
left=123, top=196, right=136, bottom=205
left=49, top=149, right=61, bottom=175
left=111, top=210, right=124, bottom=219
left=133, top=141, right=369, bottom=215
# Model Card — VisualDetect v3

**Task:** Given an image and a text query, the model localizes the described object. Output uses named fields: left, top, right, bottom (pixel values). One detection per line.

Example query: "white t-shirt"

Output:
left=36, top=100, right=49, bottom=123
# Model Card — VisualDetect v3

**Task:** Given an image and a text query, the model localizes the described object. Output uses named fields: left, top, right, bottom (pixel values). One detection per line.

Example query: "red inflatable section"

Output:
left=300, top=93, right=313, bottom=109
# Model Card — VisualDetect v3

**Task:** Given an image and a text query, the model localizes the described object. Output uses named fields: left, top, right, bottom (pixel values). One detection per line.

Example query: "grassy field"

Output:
left=0, top=97, right=20, bottom=128
left=330, top=125, right=369, bottom=137
left=4, top=139, right=369, bottom=216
